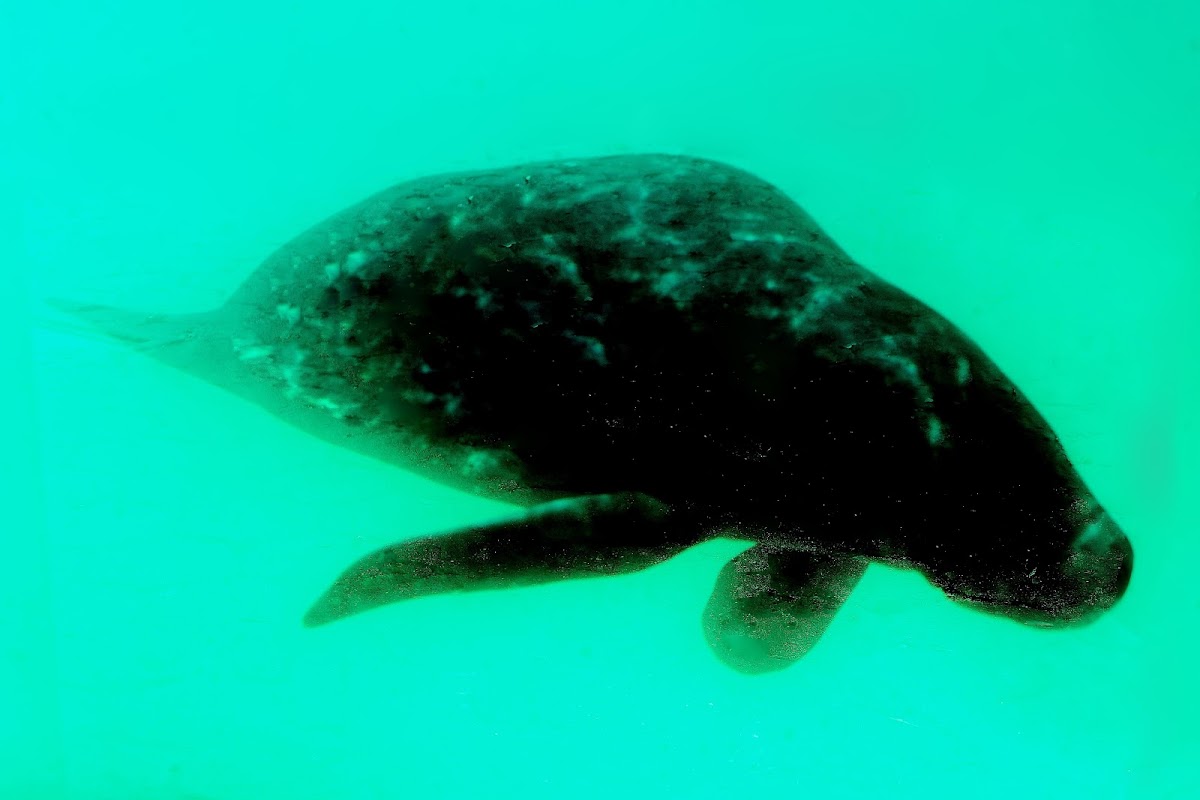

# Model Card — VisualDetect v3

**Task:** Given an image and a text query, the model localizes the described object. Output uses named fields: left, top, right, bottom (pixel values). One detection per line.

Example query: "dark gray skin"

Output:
left=55, top=154, right=1132, bottom=673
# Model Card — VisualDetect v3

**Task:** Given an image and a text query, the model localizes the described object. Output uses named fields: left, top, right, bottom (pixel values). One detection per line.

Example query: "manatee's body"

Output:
left=57, top=154, right=1132, bottom=672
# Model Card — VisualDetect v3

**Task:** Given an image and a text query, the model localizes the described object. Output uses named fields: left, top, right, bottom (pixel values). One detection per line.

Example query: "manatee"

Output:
left=53, top=154, right=1132, bottom=672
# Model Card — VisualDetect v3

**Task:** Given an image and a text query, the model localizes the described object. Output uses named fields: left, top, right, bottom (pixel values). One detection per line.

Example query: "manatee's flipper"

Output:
left=703, top=546, right=867, bottom=673
left=304, top=492, right=697, bottom=627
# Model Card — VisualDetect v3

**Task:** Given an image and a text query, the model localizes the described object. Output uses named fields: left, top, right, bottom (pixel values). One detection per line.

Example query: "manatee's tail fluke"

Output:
left=42, top=297, right=220, bottom=374
left=45, top=298, right=191, bottom=347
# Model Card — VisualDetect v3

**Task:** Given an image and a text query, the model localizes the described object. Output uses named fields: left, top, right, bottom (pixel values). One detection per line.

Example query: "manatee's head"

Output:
left=907, top=337, right=1133, bottom=627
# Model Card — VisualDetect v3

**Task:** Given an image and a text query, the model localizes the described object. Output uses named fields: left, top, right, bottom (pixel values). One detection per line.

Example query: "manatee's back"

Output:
left=212, top=154, right=874, bottom=497
left=222, top=154, right=856, bottom=318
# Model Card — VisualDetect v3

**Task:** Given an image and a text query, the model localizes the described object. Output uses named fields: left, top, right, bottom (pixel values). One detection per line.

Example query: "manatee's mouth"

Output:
left=945, top=588, right=1106, bottom=628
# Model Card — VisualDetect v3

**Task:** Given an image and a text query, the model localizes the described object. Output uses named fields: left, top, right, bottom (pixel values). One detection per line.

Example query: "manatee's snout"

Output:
left=1004, top=510, right=1133, bottom=627
left=936, top=510, right=1133, bottom=627
left=1061, top=511, right=1133, bottom=618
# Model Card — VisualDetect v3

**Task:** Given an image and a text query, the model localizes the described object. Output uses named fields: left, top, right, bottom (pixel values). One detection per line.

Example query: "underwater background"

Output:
left=4, top=1, right=1198, bottom=798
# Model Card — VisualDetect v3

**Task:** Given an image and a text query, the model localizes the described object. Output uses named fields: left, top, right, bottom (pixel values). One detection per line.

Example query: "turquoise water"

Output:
left=4, top=2, right=1198, bottom=797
